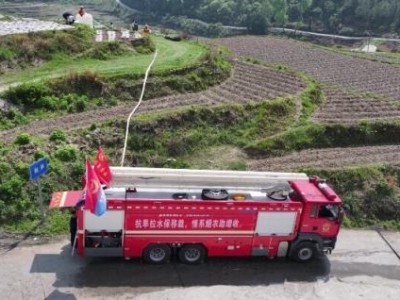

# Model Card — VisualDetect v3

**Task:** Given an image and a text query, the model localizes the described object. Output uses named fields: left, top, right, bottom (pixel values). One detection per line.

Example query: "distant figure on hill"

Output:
left=131, top=17, right=138, bottom=32
left=143, top=24, right=152, bottom=34
left=78, top=6, right=85, bottom=17
left=62, top=12, right=75, bottom=25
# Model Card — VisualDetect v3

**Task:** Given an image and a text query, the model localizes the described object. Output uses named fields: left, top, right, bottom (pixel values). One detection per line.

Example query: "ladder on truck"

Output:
left=110, top=167, right=309, bottom=191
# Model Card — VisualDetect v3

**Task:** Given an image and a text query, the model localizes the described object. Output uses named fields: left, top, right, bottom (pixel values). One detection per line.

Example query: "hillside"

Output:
left=120, top=0, right=400, bottom=36
left=1, top=5, right=400, bottom=234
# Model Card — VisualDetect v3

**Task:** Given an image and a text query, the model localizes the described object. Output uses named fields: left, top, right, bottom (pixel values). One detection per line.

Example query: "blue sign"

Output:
left=29, top=158, right=49, bottom=180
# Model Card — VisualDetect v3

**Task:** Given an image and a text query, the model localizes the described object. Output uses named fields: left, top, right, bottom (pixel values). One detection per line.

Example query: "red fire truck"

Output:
left=50, top=167, right=343, bottom=263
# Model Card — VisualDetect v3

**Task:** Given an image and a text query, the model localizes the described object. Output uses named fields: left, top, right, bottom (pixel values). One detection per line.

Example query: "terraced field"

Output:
left=248, top=145, right=400, bottom=171
left=2, top=31, right=400, bottom=171
left=0, top=60, right=305, bottom=143
left=211, top=36, right=400, bottom=171
left=216, top=36, right=400, bottom=102
left=312, top=87, right=400, bottom=123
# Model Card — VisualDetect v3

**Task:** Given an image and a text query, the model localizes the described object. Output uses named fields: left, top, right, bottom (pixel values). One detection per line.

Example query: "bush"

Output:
left=34, top=150, right=48, bottom=160
left=132, top=36, right=155, bottom=54
left=4, top=82, right=51, bottom=107
left=83, top=41, right=131, bottom=60
left=75, top=99, right=86, bottom=112
left=15, top=133, right=31, bottom=145
left=164, top=34, right=182, bottom=42
left=55, top=146, right=77, bottom=162
left=227, top=160, right=247, bottom=171
left=162, top=16, right=228, bottom=37
left=36, top=95, right=59, bottom=110
left=50, top=129, right=67, bottom=142
left=50, top=72, right=105, bottom=98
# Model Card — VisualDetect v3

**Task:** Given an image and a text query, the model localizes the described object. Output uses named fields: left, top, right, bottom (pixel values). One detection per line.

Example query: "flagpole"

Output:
left=37, top=179, right=45, bottom=220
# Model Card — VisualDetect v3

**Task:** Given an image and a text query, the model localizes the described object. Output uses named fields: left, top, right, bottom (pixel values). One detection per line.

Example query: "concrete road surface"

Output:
left=0, top=229, right=399, bottom=300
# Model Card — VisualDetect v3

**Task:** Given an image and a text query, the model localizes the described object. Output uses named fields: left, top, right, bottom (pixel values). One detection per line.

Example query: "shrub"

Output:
left=36, top=95, right=59, bottom=110
left=50, top=129, right=67, bottom=142
left=227, top=160, right=247, bottom=171
left=4, top=82, right=51, bottom=107
left=132, top=36, right=155, bottom=54
left=75, top=99, right=86, bottom=112
left=83, top=41, right=130, bottom=60
left=14, top=162, right=29, bottom=180
left=15, top=133, right=31, bottom=145
left=34, top=150, right=48, bottom=160
left=50, top=72, right=105, bottom=98
left=55, top=146, right=77, bottom=162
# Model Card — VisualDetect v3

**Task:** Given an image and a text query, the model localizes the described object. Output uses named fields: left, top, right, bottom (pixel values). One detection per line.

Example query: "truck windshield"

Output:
left=318, top=204, right=339, bottom=219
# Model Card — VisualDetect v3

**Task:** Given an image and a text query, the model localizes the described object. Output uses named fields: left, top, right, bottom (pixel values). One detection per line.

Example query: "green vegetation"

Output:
left=245, top=121, right=400, bottom=156
left=0, top=98, right=296, bottom=230
left=0, top=35, right=230, bottom=130
left=2, top=97, right=400, bottom=232
left=0, top=34, right=208, bottom=85
left=122, top=0, right=400, bottom=36
left=303, top=166, right=400, bottom=231
left=0, top=25, right=93, bottom=72
left=1, top=2, right=400, bottom=235
left=121, top=99, right=296, bottom=167
left=299, top=80, right=324, bottom=122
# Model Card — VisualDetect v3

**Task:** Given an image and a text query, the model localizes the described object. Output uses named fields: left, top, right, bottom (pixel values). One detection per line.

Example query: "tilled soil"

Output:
left=215, top=36, right=400, bottom=102
left=312, top=87, right=400, bottom=123
left=2, top=34, right=400, bottom=171
left=0, top=60, right=304, bottom=143
left=248, top=145, right=400, bottom=171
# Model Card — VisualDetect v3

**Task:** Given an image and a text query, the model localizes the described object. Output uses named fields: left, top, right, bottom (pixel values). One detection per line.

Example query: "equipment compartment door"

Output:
left=255, top=212, right=297, bottom=236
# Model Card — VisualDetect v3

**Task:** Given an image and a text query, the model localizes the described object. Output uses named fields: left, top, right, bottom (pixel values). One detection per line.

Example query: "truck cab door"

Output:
left=304, top=203, right=342, bottom=237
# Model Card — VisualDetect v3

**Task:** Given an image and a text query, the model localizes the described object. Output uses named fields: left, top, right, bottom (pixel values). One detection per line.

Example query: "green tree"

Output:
left=271, top=0, right=288, bottom=29
left=243, top=1, right=271, bottom=34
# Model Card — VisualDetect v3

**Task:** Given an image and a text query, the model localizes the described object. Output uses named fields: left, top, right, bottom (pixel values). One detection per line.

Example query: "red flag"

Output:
left=94, top=148, right=112, bottom=186
left=84, top=159, right=101, bottom=214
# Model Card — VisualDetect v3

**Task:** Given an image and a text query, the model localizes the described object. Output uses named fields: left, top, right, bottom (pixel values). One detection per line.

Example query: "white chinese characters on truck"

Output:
left=52, top=167, right=343, bottom=264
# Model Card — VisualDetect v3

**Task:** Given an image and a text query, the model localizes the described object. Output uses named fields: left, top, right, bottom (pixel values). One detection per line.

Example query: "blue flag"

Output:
left=95, top=187, right=107, bottom=216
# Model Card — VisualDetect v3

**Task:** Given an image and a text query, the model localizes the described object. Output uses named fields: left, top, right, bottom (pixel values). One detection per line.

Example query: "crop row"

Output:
left=0, top=61, right=304, bottom=143
left=216, top=36, right=400, bottom=102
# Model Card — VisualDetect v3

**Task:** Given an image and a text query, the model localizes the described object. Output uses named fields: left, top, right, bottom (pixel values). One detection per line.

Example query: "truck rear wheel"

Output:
left=290, top=242, right=316, bottom=262
left=143, top=244, right=171, bottom=264
left=179, top=244, right=206, bottom=264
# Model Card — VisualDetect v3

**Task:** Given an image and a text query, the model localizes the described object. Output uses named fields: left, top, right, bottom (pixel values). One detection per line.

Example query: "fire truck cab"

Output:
left=51, top=167, right=343, bottom=263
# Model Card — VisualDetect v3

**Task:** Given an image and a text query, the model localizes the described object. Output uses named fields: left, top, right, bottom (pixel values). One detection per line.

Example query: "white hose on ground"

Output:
left=120, top=49, right=158, bottom=166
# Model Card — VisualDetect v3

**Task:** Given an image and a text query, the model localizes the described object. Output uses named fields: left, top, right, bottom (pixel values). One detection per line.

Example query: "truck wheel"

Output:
left=290, top=242, right=316, bottom=262
left=202, top=189, right=229, bottom=200
left=179, top=244, right=206, bottom=264
left=143, top=244, right=171, bottom=264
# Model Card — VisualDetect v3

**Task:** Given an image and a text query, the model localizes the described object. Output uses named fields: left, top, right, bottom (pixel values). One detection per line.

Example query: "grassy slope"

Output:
left=1, top=28, right=398, bottom=232
left=0, top=35, right=207, bottom=85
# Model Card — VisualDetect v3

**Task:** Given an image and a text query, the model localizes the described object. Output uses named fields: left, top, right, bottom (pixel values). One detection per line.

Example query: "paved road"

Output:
left=0, top=230, right=399, bottom=299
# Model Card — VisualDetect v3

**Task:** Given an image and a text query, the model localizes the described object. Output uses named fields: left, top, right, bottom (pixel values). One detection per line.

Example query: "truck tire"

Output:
left=143, top=244, right=171, bottom=264
left=290, top=242, right=316, bottom=262
left=202, top=189, right=229, bottom=200
left=179, top=244, right=206, bottom=264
